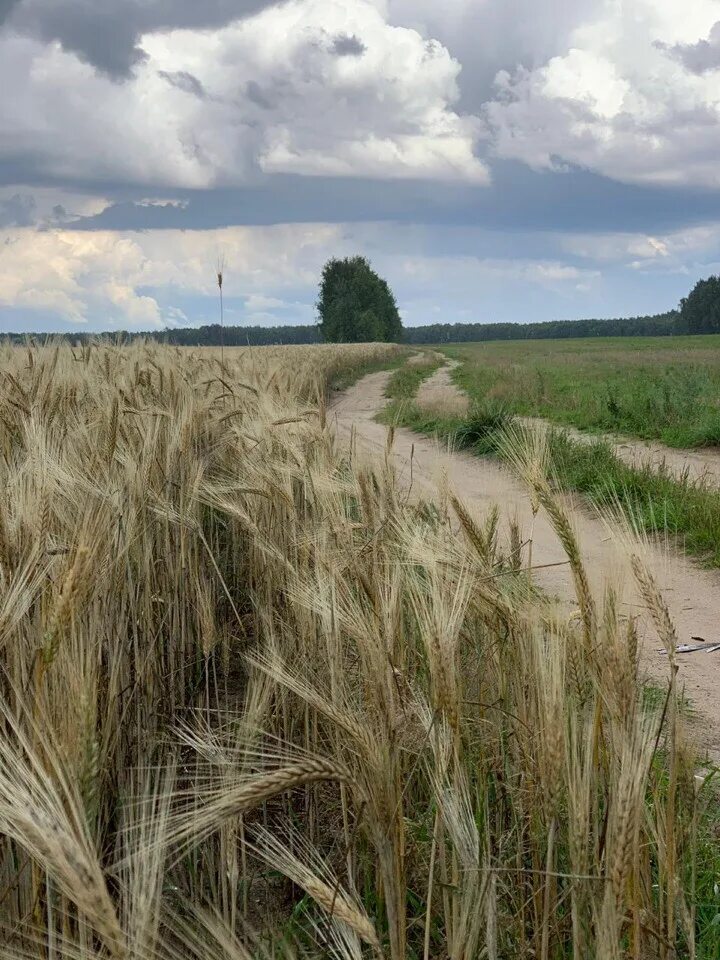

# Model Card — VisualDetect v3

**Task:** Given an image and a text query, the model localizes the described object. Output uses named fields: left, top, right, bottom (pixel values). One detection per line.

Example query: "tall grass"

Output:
left=444, top=336, right=720, bottom=448
left=0, top=340, right=715, bottom=958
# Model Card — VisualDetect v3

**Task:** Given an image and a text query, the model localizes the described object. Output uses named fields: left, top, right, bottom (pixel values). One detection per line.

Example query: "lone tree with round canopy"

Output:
left=680, top=275, right=720, bottom=334
left=317, top=256, right=403, bottom=343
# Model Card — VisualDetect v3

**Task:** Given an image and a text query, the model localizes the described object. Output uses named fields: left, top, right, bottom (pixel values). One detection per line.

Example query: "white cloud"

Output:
left=401, top=254, right=599, bottom=288
left=483, top=0, right=720, bottom=187
left=558, top=221, right=720, bottom=276
left=0, top=231, right=164, bottom=325
left=136, top=198, right=189, bottom=209
left=0, top=0, right=487, bottom=188
left=244, top=294, right=290, bottom=310
left=561, top=232, right=671, bottom=263
left=0, top=223, right=343, bottom=326
left=386, top=0, right=602, bottom=110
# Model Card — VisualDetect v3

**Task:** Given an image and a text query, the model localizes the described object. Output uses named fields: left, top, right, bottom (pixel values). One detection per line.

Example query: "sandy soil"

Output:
left=415, top=362, right=470, bottom=417
left=331, top=370, right=720, bottom=759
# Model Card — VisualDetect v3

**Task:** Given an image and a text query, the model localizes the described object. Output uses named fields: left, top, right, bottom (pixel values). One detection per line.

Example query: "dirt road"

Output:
left=332, top=369, right=720, bottom=758
left=416, top=360, right=470, bottom=416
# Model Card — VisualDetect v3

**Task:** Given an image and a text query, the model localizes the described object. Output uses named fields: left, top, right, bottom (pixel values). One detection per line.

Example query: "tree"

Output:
left=679, top=275, right=720, bottom=334
left=317, top=256, right=403, bottom=343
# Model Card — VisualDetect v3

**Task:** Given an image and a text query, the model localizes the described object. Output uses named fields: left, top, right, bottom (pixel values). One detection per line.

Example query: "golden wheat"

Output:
left=0, top=338, right=705, bottom=959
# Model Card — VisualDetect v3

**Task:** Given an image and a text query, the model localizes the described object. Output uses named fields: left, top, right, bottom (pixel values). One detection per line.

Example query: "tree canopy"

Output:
left=317, top=256, right=403, bottom=343
left=679, top=276, right=720, bottom=334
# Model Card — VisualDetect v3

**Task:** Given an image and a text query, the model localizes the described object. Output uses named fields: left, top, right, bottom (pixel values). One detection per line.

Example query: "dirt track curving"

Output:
left=332, top=369, right=720, bottom=759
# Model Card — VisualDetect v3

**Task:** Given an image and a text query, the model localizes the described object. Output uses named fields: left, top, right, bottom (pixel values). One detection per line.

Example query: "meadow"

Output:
left=442, top=335, right=720, bottom=448
left=0, top=340, right=717, bottom=959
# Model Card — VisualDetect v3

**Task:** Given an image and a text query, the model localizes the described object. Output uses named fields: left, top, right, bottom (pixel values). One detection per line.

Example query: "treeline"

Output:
left=0, top=310, right=684, bottom=347
left=157, top=323, right=321, bottom=345
left=403, top=311, right=679, bottom=344
left=2, top=324, right=322, bottom=347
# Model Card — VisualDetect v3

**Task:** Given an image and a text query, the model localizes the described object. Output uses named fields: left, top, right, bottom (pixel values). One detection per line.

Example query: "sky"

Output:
left=3, top=0, right=720, bottom=332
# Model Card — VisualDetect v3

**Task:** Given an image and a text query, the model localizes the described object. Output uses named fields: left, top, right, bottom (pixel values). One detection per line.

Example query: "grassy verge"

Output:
left=544, top=432, right=720, bottom=565
left=440, top=336, right=720, bottom=449
left=383, top=352, right=444, bottom=400
left=382, top=390, right=720, bottom=567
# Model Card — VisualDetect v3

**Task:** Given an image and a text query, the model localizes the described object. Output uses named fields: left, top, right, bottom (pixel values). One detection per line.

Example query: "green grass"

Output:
left=694, top=776, right=720, bottom=959
left=379, top=356, right=720, bottom=567
left=441, top=335, right=720, bottom=448
left=383, top=353, right=444, bottom=400
left=546, top=432, right=720, bottom=565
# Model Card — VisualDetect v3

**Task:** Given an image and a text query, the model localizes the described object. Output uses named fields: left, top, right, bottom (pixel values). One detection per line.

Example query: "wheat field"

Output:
left=0, top=340, right=714, bottom=959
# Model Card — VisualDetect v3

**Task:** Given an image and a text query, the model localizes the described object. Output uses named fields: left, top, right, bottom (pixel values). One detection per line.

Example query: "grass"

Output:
left=382, top=348, right=720, bottom=568
left=545, top=433, right=720, bottom=565
left=442, top=335, right=720, bottom=448
left=386, top=394, right=720, bottom=567
left=0, top=339, right=718, bottom=959
left=383, top=350, right=444, bottom=399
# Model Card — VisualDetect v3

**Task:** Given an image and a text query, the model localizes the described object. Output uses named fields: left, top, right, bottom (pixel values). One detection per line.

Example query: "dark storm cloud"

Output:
left=331, top=34, right=366, bottom=57
left=158, top=70, right=207, bottom=99
left=0, top=192, right=36, bottom=226
left=658, top=22, right=720, bottom=74
left=5, top=0, right=276, bottom=78
left=66, top=163, right=720, bottom=237
left=0, top=0, right=20, bottom=22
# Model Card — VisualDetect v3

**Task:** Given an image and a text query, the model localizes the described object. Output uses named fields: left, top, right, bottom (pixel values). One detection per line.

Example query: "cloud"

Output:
left=0, top=192, right=36, bottom=227
left=157, top=69, right=207, bottom=98
left=0, top=223, right=343, bottom=326
left=0, top=186, right=111, bottom=229
left=5, top=0, right=275, bottom=78
left=244, top=294, right=291, bottom=310
left=0, top=230, right=164, bottom=325
left=483, top=0, right=720, bottom=188
left=401, top=254, right=599, bottom=289
left=555, top=221, right=720, bottom=280
left=660, top=21, right=720, bottom=74
left=0, top=0, right=487, bottom=188
left=561, top=232, right=672, bottom=264
left=0, top=0, right=21, bottom=24
left=135, top=198, right=189, bottom=209
left=386, top=0, right=602, bottom=111
left=331, top=34, right=366, bottom=56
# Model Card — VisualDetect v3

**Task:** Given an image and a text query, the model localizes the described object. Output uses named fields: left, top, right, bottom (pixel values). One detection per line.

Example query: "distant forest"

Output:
left=402, top=311, right=679, bottom=343
left=3, top=310, right=683, bottom=346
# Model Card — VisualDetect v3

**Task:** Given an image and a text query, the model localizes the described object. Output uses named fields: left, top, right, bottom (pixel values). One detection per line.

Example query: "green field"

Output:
left=441, top=335, right=720, bottom=448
